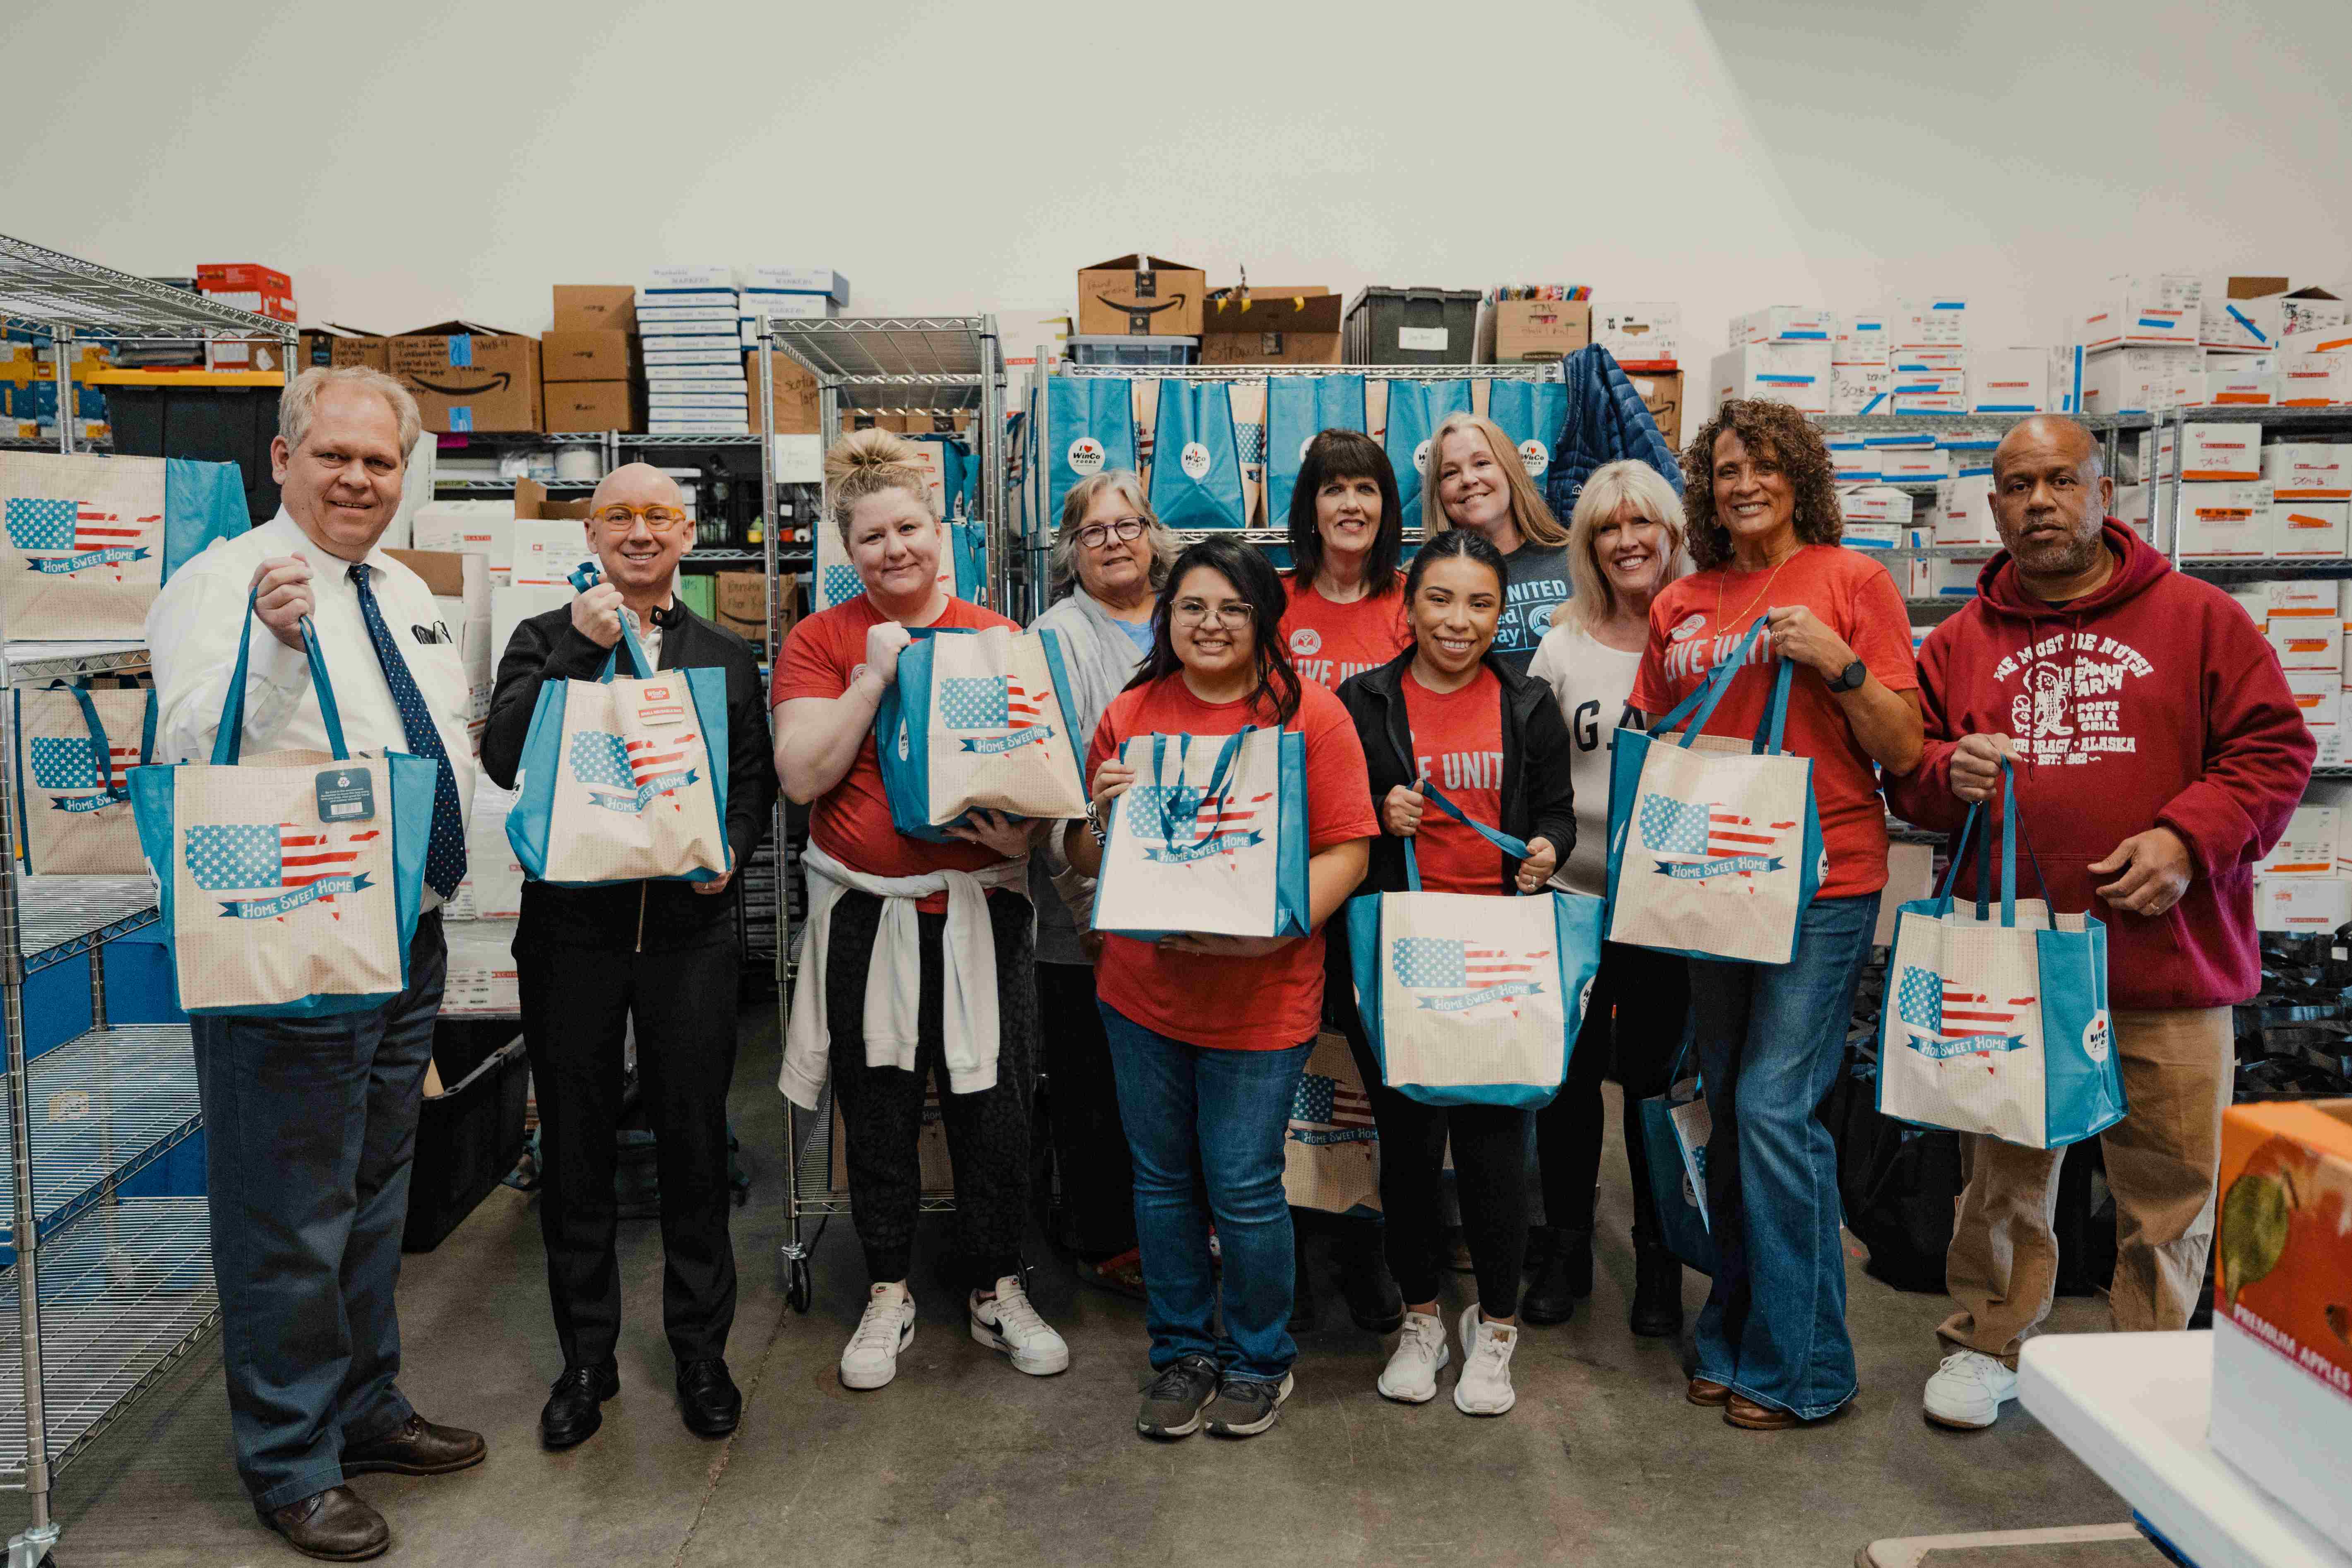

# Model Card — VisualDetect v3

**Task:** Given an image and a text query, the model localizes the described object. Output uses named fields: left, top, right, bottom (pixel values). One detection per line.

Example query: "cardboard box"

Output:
left=2255, top=807, right=2341, bottom=877
left=2082, top=344, right=2205, bottom=415
left=510, top=519, right=597, bottom=589
left=2270, top=616, right=2345, bottom=671
left=1830, top=438, right=1878, bottom=484
left=749, top=353, right=823, bottom=435
left=1479, top=299, right=1591, bottom=363
left=2049, top=344, right=2085, bottom=414
left=2119, top=428, right=2179, bottom=484
left=204, top=335, right=292, bottom=373
left=2181, top=422, right=2262, bottom=481
left=712, top=570, right=770, bottom=640
left=2080, top=275, right=2202, bottom=349
left=1842, top=521, right=1902, bottom=551
left=1893, top=296, right=1968, bottom=349
left=1831, top=364, right=1893, bottom=416
left=1630, top=370, right=1681, bottom=448
left=2210, top=1097, right=2352, bottom=1545
left=2253, top=875, right=2352, bottom=931
left=740, top=266, right=851, bottom=304
left=413, top=501, right=514, bottom=575
left=1838, top=486, right=1914, bottom=526
left=2287, top=668, right=2340, bottom=725
left=197, top=262, right=291, bottom=297
left=1076, top=253, right=1206, bottom=338
left=1199, top=289, right=1343, bottom=365
left=2263, top=443, right=2351, bottom=498
left=2277, top=341, right=2352, bottom=406
left=2205, top=285, right=2345, bottom=351
left=328, top=332, right=391, bottom=371
left=2207, top=368, right=2279, bottom=406
left=2263, top=578, right=2345, bottom=619
left=1592, top=303, right=1679, bottom=367
left=389, top=321, right=541, bottom=433
left=2275, top=501, right=2348, bottom=558
left=1710, top=343, right=1830, bottom=413
left=298, top=323, right=382, bottom=368
left=541, top=330, right=637, bottom=382
left=1936, top=553, right=1994, bottom=598
left=1832, top=313, right=1891, bottom=365
left=544, top=380, right=639, bottom=434
left=1938, top=473, right=1997, bottom=546
left=1729, top=307, right=1830, bottom=345
left=514, top=477, right=592, bottom=524
left=997, top=309, right=1072, bottom=380
left=643, top=264, right=733, bottom=291
left=2179, top=479, right=2274, bottom=557
left=552, top=286, right=637, bottom=334
left=1881, top=448, right=1949, bottom=482
left=1970, top=347, right=2049, bottom=414
left=490, top=584, right=572, bottom=673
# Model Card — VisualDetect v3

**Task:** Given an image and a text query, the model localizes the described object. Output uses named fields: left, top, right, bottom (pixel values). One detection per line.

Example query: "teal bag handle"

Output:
left=1657, top=618, right=1775, bottom=749
left=1400, top=778, right=1534, bottom=893
left=595, top=614, right=655, bottom=682
left=1147, top=728, right=1246, bottom=847
left=1751, top=655, right=1796, bottom=755
left=51, top=680, right=128, bottom=799
left=1934, top=758, right=2056, bottom=928
left=213, top=587, right=349, bottom=765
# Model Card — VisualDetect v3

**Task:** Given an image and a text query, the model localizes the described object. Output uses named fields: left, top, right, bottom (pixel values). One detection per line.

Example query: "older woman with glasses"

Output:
left=1027, top=472, right=1176, bottom=1297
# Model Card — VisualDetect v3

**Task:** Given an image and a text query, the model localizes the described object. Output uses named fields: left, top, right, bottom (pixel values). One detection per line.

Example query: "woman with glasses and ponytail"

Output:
left=1064, top=536, right=1378, bottom=1442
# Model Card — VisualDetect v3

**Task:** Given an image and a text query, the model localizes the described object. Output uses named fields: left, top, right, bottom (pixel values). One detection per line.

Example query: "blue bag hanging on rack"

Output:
left=1604, top=617, right=1823, bottom=965
left=1147, top=379, right=1248, bottom=529
left=1635, top=1032, right=1719, bottom=1275
left=874, top=624, right=1090, bottom=842
left=1091, top=727, right=1309, bottom=940
left=126, top=594, right=437, bottom=1018
left=1382, top=379, right=1472, bottom=529
left=1044, top=374, right=1138, bottom=525
left=0, top=452, right=247, bottom=640
left=1876, top=765, right=2121, bottom=1149
left=1344, top=783, right=1604, bottom=1109
left=1485, top=379, right=1569, bottom=492
left=1264, top=374, right=1368, bottom=525
left=12, top=680, right=156, bottom=874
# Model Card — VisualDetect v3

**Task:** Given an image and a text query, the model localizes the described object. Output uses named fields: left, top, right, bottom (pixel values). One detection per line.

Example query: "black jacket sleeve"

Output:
left=720, top=636, right=777, bottom=873
left=481, top=611, right=611, bottom=791
left=1517, top=690, right=1579, bottom=868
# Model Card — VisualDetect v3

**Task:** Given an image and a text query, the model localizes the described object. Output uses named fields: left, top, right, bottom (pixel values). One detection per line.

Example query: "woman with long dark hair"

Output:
left=1281, top=429, right=1412, bottom=690
left=1064, top=536, right=1377, bottom=1442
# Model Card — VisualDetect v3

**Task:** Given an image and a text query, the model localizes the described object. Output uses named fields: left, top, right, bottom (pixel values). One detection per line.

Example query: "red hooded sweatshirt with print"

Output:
left=1882, top=520, right=2314, bottom=1011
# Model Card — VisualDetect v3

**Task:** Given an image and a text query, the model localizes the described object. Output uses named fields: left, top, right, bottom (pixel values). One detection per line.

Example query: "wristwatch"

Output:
left=1826, top=658, right=1868, bottom=693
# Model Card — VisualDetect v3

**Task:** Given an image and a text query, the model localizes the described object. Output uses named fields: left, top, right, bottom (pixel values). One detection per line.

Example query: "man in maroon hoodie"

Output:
left=1883, top=415, right=2313, bottom=1430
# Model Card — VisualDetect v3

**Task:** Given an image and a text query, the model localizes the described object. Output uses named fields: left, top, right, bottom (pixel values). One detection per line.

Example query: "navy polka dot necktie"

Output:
left=349, top=563, right=467, bottom=899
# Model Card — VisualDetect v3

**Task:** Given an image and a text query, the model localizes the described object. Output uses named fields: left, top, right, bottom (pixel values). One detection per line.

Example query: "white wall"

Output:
left=6, top=0, right=2348, bottom=412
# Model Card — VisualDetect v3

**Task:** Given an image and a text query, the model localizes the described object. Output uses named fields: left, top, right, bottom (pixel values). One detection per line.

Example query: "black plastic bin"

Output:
left=1343, top=286, right=1481, bottom=366
left=403, top=1035, right=529, bottom=1252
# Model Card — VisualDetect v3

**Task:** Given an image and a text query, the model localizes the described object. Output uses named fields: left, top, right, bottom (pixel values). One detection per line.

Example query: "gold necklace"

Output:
left=1714, top=540, right=1803, bottom=638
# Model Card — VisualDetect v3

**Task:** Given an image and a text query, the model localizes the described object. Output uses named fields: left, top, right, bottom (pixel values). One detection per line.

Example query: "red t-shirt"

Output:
left=1629, top=545, right=1917, bottom=899
left=1400, top=665, right=1507, bottom=895
left=772, top=595, right=1022, bottom=901
left=1281, top=575, right=1411, bottom=690
left=1086, top=674, right=1378, bottom=1051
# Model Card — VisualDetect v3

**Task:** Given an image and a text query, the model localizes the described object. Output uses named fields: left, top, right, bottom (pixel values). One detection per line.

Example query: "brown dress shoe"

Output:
left=340, top=1413, right=487, bottom=1477
left=1686, top=1376, right=1732, bottom=1407
left=263, top=1485, right=389, bottom=1562
left=1724, top=1393, right=1802, bottom=1430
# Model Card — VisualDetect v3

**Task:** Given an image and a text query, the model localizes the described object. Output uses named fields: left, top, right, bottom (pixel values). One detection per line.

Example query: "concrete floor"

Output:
left=7, top=1003, right=2128, bottom=1567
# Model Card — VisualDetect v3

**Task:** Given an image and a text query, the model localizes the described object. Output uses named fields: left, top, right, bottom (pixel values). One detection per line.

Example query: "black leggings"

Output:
left=1536, top=940, right=1692, bottom=1245
left=1034, top=960, right=1136, bottom=1263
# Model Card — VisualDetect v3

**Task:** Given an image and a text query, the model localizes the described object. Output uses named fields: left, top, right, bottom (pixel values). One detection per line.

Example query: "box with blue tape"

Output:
left=389, top=320, right=541, bottom=433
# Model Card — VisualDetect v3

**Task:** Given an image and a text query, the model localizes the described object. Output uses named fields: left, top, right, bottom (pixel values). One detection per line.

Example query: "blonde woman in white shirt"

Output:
left=1523, top=459, right=1693, bottom=1336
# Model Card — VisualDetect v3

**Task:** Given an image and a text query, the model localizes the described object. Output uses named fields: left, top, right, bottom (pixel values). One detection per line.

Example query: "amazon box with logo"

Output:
left=390, top=321, right=542, bottom=433
left=1199, top=289, right=1343, bottom=365
left=714, top=570, right=790, bottom=642
left=1479, top=299, right=1592, bottom=364
left=1631, top=370, right=1682, bottom=448
left=1076, top=254, right=1206, bottom=338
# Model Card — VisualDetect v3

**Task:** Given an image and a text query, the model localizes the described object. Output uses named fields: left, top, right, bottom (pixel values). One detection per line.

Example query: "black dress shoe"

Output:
left=541, top=1363, right=620, bottom=1449
left=262, top=1485, right=389, bottom=1562
left=677, top=1358, right=741, bottom=1437
left=340, top=1413, right=486, bottom=1477
left=1522, top=1229, right=1580, bottom=1325
left=1629, top=1245, right=1686, bottom=1339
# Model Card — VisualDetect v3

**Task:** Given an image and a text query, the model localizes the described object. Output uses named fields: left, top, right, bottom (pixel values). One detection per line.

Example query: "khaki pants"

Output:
left=1937, top=1006, right=2232, bottom=1367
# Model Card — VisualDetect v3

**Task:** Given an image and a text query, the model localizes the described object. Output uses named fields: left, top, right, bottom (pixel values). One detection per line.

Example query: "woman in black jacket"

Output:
left=479, top=464, right=777, bottom=1452
left=1332, top=528, right=1576, bottom=1418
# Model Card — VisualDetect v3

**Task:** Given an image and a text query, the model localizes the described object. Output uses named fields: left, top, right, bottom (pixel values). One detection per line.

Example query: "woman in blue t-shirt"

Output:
left=1426, top=411, right=1574, bottom=673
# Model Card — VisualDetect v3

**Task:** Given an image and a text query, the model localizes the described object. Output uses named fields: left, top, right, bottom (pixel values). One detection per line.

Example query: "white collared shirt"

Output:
left=146, top=508, right=480, bottom=906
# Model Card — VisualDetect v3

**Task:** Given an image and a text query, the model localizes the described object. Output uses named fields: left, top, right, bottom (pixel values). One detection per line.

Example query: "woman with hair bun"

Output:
left=773, top=429, right=1068, bottom=1395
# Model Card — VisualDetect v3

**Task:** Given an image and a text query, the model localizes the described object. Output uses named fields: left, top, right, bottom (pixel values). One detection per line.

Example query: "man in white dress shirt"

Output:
left=147, top=366, right=483, bottom=1563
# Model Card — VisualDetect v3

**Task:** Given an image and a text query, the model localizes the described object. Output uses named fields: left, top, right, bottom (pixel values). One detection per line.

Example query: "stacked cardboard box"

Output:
left=199, top=262, right=297, bottom=372
left=545, top=285, right=640, bottom=433
left=639, top=266, right=748, bottom=433
left=1713, top=308, right=1832, bottom=415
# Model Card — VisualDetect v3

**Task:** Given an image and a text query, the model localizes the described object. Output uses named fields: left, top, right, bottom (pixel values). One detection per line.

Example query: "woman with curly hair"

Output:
left=1626, top=398, right=1922, bottom=1431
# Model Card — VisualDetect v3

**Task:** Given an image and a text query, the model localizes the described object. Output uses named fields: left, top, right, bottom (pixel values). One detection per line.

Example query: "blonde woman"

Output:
left=1524, top=459, right=1693, bottom=1335
left=1428, top=411, right=1574, bottom=670
left=773, top=430, right=1068, bottom=1394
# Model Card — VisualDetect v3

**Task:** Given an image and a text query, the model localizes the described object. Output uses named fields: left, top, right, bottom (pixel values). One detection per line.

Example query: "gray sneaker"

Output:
left=1136, top=1355, right=1222, bottom=1440
left=1204, top=1372, right=1294, bottom=1438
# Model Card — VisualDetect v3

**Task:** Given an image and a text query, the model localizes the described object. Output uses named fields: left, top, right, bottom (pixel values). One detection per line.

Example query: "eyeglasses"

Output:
left=1074, top=517, right=1147, bottom=550
left=1171, top=599, right=1254, bottom=628
left=592, top=504, right=691, bottom=534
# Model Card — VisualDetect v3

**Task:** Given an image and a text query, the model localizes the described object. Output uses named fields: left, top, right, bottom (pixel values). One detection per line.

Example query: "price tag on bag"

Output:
left=635, top=681, right=687, bottom=729
left=315, top=768, right=376, bottom=822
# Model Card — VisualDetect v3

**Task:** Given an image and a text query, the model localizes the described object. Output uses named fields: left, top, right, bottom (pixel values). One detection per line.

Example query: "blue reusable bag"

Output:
left=12, top=680, right=157, bottom=873
left=126, top=593, right=435, bottom=1019
left=1148, top=379, right=1248, bottom=529
left=874, top=625, right=1087, bottom=843
left=1264, top=374, right=1368, bottom=524
left=1383, top=379, right=1472, bottom=529
left=1344, top=783, right=1604, bottom=1109
left=1636, top=1032, right=1719, bottom=1275
left=1486, top=379, right=1570, bottom=491
left=1090, top=727, right=1311, bottom=941
left=1044, top=375, right=1138, bottom=525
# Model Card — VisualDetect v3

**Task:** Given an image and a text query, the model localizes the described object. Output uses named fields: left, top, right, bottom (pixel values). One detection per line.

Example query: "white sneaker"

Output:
left=839, top=1281, right=917, bottom=1390
left=1376, top=1311, right=1450, bottom=1404
left=1453, top=1303, right=1519, bottom=1416
left=969, top=1275, right=1071, bottom=1376
left=1924, top=1349, right=2018, bottom=1429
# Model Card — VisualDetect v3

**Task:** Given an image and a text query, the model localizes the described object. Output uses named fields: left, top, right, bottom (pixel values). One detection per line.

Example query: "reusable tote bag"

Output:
left=1265, top=374, right=1368, bottom=524
left=1345, top=784, right=1605, bottom=1109
left=1486, top=379, right=1569, bottom=490
left=1147, top=380, right=1247, bottom=529
left=1092, top=726, right=1309, bottom=940
left=1283, top=1029, right=1383, bottom=1217
left=505, top=617, right=730, bottom=886
left=125, top=600, right=435, bottom=1017
left=1604, top=618, right=1823, bottom=965
left=1044, top=374, right=1139, bottom=526
left=0, top=451, right=246, bottom=640
left=1382, top=379, right=1472, bottom=529
left=1635, top=1034, right=1719, bottom=1275
left=12, top=680, right=155, bottom=874
left=874, top=624, right=1089, bottom=842
left=1877, top=771, right=2121, bottom=1149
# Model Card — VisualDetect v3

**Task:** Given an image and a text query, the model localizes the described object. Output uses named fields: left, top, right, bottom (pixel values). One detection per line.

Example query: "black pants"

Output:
left=1036, top=960, right=1137, bottom=1262
left=1537, top=940, right=1692, bottom=1246
left=519, top=938, right=741, bottom=1371
left=825, top=890, right=1038, bottom=1288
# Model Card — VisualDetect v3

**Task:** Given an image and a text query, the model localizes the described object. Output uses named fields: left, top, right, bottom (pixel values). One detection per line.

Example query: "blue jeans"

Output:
left=191, top=912, right=446, bottom=1510
left=1688, top=892, right=1880, bottom=1419
left=1099, top=1004, right=1310, bottom=1383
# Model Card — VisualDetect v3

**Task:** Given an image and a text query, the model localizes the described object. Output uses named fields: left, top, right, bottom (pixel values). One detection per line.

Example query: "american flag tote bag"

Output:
left=1604, top=618, right=1823, bottom=965
left=11, top=680, right=154, bottom=873
left=505, top=617, right=729, bottom=887
left=125, top=599, right=436, bottom=1017
left=874, top=625, right=1087, bottom=842
left=1281, top=1029, right=1382, bottom=1217
left=0, top=452, right=247, bottom=639
left=1877, top=775, right=2120, bottom=1149
left=1092, top=726, right=1309, bottom=940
